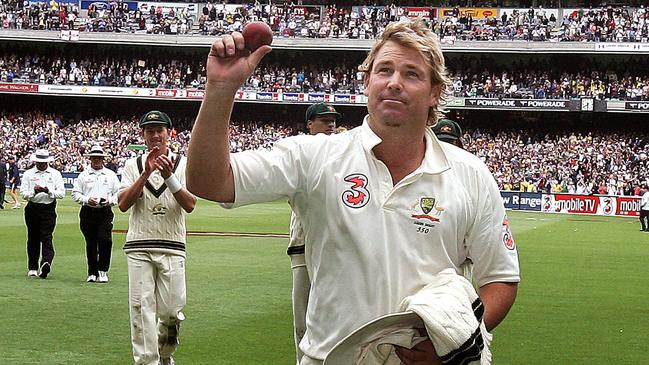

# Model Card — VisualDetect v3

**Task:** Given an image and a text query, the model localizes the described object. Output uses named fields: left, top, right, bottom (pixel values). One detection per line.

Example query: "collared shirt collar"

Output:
left=88, top=167, right=105, bottom=175
left=359, top=115, right=451, bottom=175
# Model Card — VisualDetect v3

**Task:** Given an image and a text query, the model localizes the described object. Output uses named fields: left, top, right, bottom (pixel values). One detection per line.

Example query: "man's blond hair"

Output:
left=359, top=19, right=452, bottom=126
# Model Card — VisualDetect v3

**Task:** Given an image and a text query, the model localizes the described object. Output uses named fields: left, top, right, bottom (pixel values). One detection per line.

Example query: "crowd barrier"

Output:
left=10, top=173, right=642, bottom=218
left=7, top=82, right=649, bottom=114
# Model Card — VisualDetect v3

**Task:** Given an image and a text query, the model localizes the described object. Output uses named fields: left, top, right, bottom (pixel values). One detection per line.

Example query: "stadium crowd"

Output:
left=2, top=49, right=649, bottom=100
left=2, top=111, right=648, bottom=196
left=0, top=0, right=647, bottom=42
left=438, top=5, right=649, bottom=42
left=463, top=128, right=649, bottom=196
left=0, top=112, right=294, bottom=174
left=0, top=0, right=194, bottom=34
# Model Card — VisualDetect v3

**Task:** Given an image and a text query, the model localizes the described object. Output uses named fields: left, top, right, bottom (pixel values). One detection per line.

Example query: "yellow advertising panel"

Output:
left=439, top=8, right=498, bottom=19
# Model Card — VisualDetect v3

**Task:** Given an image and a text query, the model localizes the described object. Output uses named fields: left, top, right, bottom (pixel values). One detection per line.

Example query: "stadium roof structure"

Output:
left=2, top=30, right=649, bottom=54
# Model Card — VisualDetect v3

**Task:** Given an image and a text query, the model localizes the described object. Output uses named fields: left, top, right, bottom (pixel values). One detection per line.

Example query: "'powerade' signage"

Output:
left=466, top=98, right=571, bottom=110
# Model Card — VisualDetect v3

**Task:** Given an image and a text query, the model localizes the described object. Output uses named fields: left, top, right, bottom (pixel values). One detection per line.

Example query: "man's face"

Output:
left=36, top=162, right=48, bottom=171
left=364, top=40, right=442, bottom=130
left=141, top=124, right=169, bottom=151
left=90, top=156, right=104, bottom=170
left=307, top=115, right=337, bottom=135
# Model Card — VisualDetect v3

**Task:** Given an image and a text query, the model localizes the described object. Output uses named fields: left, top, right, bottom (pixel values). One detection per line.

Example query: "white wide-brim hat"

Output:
left=324, top=269, right=490, bottom=365
left=30, top=149, right=54, bottom=163
left=323, top=311, right=423, bottom=365
left=84, top=145, right=110, bottom=158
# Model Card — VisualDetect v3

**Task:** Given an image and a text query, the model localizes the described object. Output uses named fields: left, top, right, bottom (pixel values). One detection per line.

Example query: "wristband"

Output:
left=165, top=174, right=182, bottom=194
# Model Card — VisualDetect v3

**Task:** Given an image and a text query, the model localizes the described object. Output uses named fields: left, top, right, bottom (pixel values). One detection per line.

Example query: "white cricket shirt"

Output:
left=228, top=118, right=520, bottom=360
left=19, top=166, right=65, bottom=203
left=72, top=166, right=120, bottom=207
left=119, top=151, right=189, bottom=256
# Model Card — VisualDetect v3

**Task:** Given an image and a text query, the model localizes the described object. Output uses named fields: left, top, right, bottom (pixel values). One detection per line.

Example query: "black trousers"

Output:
left=25, top=201, right=57, bottom=270
left=80, top=206, right=114, bottom=276
left=640, top=209, right=649, bottom=231
left=0, top=182, right=5, bottom=207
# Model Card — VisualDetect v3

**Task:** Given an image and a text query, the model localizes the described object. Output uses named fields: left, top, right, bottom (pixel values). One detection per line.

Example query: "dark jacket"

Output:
left=0, top=161, right=6, bottom=184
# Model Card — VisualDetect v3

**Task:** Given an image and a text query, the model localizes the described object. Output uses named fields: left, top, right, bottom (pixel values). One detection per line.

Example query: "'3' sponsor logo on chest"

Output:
left=341, top=173, right=370, bottom=208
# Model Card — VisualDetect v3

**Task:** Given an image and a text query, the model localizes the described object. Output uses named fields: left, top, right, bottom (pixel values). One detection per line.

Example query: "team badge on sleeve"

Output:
left=502, top=215, right=516, bottom=250
left=342, top=173, right=370, bottom=208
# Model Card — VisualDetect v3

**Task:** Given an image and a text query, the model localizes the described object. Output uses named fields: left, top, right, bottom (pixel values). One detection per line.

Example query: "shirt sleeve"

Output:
left=119, top=158, right=137, bottom=193
left=465, top=163, right=520, bottom=288
left=71, top=171, right=87, bottom=205
left=108, top=171, right=120, bottom=206
left=50, top=170, right=66, bottom=199
left=229, top=136, right=310, bottom=207
left=19, top=170, right=33, bottom=200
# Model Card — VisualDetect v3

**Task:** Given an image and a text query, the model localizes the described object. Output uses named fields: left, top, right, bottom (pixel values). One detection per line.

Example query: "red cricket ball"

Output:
left=242, top=21, right=273, bottom=52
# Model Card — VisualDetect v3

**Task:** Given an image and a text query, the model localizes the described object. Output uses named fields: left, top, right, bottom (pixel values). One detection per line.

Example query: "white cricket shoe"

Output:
left=86, top=275, right=97, bottom=282
left=27, top=270, right=38, bottom=277
left=98, top=271, right=109, bottom=283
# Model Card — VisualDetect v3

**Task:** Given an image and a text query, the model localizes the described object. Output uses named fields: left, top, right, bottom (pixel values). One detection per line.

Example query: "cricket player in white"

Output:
left=119, top=110, right=196, bottom=365
left=188, top=19, right=520, bottom=365
left=288, top=102, right=340, bottom=364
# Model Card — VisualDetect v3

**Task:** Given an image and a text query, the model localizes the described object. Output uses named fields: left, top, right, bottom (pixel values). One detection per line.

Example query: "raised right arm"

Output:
left=187, top=32, right=271, bottom=203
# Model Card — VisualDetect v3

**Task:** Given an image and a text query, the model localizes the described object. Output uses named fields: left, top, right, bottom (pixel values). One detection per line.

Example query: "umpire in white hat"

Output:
left=72, top=145, right=120, bottom=283
left=19, top=149, right=65, bottom=279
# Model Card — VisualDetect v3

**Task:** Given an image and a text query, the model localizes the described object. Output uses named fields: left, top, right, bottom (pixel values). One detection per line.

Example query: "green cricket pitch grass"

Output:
left=1, top=199, right=647, bottom=364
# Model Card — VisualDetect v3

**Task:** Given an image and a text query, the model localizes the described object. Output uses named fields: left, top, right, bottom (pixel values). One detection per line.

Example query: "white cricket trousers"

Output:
left=290, top=253, right=310, bottom=365
left=127, top=252, right=186, bottom=365
left=300, top=355, right=323, bottom=365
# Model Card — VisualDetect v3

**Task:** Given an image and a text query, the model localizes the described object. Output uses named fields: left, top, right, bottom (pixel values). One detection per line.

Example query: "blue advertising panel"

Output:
left=517, top=192, right=542, bottom=211
left=283, top=93, right=299, bottom=101
left=256, top=92, right=273, bottom=101
left=308, top=93, right=325, bottom=102
left=500, top=191, right=518, bottom=210
left=80, top=0, right=137, bottom=11
left=333, top=94, right=352, bottom=103
left=62, top=171, right=80, bottom=189
left=500, top=191, right=543, bottom=211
